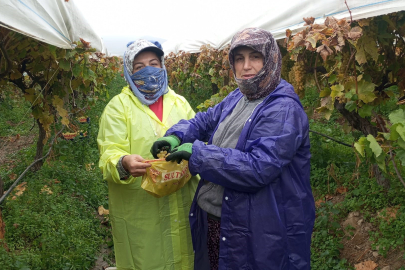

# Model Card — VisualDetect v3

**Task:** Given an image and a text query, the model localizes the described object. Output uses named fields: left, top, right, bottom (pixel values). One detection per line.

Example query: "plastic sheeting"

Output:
left=0, top=0, right=106, bottom=53
left=163, top=0, right=405, bottom=54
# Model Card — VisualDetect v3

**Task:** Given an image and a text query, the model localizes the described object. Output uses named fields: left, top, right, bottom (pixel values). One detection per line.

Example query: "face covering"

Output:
left=123, top=39, right=168, bottom=105
left=123, top=55, right=168, bottom=105
left=130, top=66, right=168, bottom=99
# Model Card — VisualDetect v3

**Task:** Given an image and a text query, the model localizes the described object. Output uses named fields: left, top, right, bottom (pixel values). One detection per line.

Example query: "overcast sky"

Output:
left=73, top=0, right=273, bottom=55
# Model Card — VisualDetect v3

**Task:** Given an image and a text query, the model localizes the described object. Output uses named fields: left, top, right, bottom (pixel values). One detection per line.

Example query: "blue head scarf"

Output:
left=123, top=39, right=168, bottom=105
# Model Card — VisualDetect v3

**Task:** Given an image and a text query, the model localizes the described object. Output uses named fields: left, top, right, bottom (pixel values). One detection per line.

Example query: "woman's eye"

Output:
left=235, top=57, right=243, bottom=62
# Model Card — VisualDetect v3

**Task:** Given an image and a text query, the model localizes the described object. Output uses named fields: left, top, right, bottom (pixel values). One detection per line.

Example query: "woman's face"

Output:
left=132, top=51, right=162, bottom=74
left=233, top=46, right=264, bottom=80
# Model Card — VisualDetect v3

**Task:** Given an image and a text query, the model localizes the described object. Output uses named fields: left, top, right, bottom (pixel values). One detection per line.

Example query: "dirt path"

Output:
left=0, top=133, right=36, bottom=165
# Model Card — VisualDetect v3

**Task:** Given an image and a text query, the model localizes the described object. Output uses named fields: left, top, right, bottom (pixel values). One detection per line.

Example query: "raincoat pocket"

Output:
left=141, top=159, right=192, bottom=198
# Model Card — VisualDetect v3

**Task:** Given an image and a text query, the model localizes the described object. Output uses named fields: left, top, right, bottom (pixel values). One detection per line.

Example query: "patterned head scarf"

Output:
left=124, top=39, right=164, bottom=74
left=229, top=28, right=282, bottom=100
left=123, top=39, right=168, bottom=105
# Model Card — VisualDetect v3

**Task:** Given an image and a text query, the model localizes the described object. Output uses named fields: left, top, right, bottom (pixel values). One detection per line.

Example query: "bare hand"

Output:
left=122, top=154, right=151, bottom=178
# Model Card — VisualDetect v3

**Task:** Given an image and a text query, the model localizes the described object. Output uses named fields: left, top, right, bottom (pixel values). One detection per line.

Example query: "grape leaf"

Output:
left=328, top=74, right=337, bottom=84
left=355, top=47, right=367, bottom=65
left=72, top=64, right=82, bottom=77
left=348, top=26, right=363, bottom=40
left=52, top=96, right=69, bottom=125
left=367, top=134, right=382, bottom=157
left=345, top=101, right=357, bottom=112
left=319, top=87, right=331, bottom=98
left=397, top=149, right=405, bottom=166
left=398, top=137, right=405, bottom=150
left=357, top=80, right=376, bottom=103
left=358, top=104, right=373, bottom=118
left=59, top=59, right=71, bottom=71
left=354, top=137, right=368, bottom=157
left=396, top=125, right=405, bottom=141
left=389, top=109, right=405, bottom=125
left=363, top=36, right=379, bottom=62
left=331, top=84, right=344, bottom=100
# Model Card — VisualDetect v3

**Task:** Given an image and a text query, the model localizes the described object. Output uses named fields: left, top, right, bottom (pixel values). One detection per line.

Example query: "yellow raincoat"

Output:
left=97, top=86, right=198, bottom=270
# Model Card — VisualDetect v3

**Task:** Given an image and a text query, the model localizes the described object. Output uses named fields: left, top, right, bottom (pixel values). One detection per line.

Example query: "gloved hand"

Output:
left=166, top=143, right=193, bottom=163
left=150, top=135, right=180, bottom=158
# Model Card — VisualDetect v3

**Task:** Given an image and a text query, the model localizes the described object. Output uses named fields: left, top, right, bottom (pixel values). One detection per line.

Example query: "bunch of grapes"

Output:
left=336, top=95, right=348, bottom=104
left=281, top=53, right=293, bottom=80
left=291, top=60, right=306, bottom=97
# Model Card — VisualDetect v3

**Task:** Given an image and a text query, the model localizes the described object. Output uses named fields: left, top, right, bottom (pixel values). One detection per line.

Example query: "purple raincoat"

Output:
left=166, top=79, right=315, bottom=270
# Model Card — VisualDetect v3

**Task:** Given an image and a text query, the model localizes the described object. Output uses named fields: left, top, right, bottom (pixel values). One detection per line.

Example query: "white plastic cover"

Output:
left=0, top=0, right=106, bottom=53
left=163, top=0, right=405, bottom=54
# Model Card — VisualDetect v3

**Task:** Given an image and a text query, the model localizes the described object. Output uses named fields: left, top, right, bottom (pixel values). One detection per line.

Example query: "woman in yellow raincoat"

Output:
left=97, top=39, right=198, bottom=270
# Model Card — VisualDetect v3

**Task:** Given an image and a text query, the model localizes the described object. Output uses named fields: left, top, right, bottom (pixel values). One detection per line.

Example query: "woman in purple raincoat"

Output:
left=151, top=28, right=315, bottom=270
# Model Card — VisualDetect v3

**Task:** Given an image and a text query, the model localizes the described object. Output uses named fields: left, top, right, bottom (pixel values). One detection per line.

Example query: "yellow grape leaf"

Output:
left=98, top=206, right=109, bottom=216
left=24, top=88, right=36, bottom=103
left=11, top=182, right=27, bottom=200
left=320, top=96, right=334, bottom=110
left=38, top=111, right=54, bottom=132
left=319, top=87, right=331, bottom=98
left=40, top=185, right=53, bottom=195
left=354, top=137, right=368, bottom=157
left=357, top=80, right=377, bottom=103
left=61, top=117, right=69, bottom=125
left=315, top=106, right=333, bottom=120
left=355, top=46, right=367, bottom=64
left=52, top=96, right=69, bottom=125
left=10, top=71, right=22, bottom=80
left=358, top=18, right=371, bottom=27
left=85, top=163, right=95, bottom=171
left=362, top=36, right=379, bottom=62
left=377, top=206, right=399, bottom=221
left=330, top=84, right=344, bottom=100
left=354, top=260, right=377, bottom=270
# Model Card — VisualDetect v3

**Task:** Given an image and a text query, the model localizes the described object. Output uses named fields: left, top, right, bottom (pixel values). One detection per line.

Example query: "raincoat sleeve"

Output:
left=189, top=98, right=308, bottom=193
left=166, top=96, right=228, bottom=143
left=97, top=95, right=134, bottom=184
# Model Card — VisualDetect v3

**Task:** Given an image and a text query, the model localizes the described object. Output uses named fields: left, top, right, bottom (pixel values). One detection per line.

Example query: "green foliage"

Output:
left=0, top=74, right=126, bottom=269
left=311, top=202, right=350, bottom=269
left=0, top=26, right=121, bottom=173
left=370, top=206, right=405, bottom=257
left=342, top=170, right=405, bottom=212
left=285, top=12, right=405, bottom=181
left=2, top=179, right=101, bottom=269
left=0, top=85, right=33, bottom=137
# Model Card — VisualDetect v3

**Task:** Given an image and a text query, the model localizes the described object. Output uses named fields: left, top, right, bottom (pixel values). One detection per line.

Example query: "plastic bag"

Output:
left=141, top=159, right=192, bottom=198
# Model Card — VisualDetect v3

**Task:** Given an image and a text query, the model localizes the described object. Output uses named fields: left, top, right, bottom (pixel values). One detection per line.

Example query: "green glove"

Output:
left=166, top=143, right=193, bottom=163
left=150, top=135, right=180, bottom=158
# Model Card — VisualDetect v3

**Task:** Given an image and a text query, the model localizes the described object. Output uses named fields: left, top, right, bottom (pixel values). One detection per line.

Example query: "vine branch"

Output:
left=309, top=129, right=353, bottom=147
left=345, top=0, right=353, bottom=24
left=0, top=126, right=65, bottom=205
